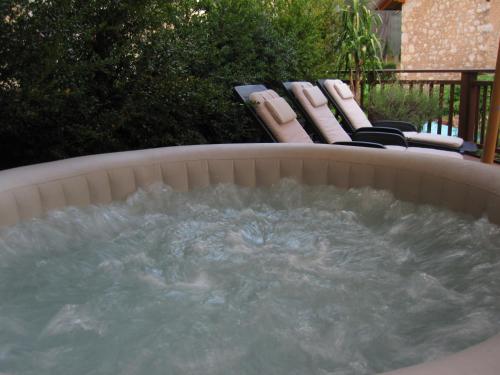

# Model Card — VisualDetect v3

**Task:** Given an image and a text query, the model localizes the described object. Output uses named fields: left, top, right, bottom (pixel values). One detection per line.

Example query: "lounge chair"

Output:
left=317, top=79, right=477, bottom=153
left=234, top=84, right=463, bottom=159
left=282, top=81, right=463, bottom=159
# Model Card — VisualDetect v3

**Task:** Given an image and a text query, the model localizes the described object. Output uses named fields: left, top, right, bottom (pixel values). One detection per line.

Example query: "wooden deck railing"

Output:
left=357, top=69, right=498, bottom=156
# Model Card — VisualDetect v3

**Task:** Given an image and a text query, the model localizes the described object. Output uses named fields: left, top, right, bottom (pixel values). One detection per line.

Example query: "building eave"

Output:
left=376, top=0, right=405, bottom=11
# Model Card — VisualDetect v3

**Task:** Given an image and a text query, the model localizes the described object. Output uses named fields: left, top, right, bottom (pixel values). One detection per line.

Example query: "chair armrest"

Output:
left=352, top=131, right=408, bottom=147
left=372, top=120, right=417, bottom=132
left=333, top=141, right=386, bottom=149
left=353, top=127, right=404, bottom=137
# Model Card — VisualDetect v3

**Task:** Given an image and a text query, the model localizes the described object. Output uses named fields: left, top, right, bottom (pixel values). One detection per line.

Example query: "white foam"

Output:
left=41, top=304, right=105, bottom=337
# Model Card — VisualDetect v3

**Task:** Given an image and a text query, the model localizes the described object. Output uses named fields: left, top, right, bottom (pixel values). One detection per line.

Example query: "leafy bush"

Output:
left=0, top=0, right=341, bottom=169
left=331, top=0, right=382, bottom=99
left=381, top=62, right=397, bottom=69
left=364, top=84, right=444, bottom=131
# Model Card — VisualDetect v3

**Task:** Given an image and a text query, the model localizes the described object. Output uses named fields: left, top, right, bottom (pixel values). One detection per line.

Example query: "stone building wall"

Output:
left=400, top=0, right=500, bottom=80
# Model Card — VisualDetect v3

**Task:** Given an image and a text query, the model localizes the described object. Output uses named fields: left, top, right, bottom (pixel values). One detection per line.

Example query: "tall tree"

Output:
left=332, top=0, right=382, bottom=101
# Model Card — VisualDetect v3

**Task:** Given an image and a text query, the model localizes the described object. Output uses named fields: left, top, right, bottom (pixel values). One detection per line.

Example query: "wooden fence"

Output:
left=359, top=69, right=498, bottom=155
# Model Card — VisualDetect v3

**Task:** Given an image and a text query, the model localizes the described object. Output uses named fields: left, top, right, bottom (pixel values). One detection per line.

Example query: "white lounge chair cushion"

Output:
left=324, top=79, right=372, bottom=129
left=249, top=90, right=313, bottom=144
left=264, top=97, right=297, bottom=125
left=333, top=80, right=354, bottom=99
left=290, top=82, right=351, bottom=144
left=403, top=131, right=464, bottom=149
left=304, top=86, right=328, bottom=108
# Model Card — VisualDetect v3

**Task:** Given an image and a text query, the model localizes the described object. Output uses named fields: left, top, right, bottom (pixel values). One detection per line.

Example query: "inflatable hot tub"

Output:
left=0, top=143, right=499, bottom=374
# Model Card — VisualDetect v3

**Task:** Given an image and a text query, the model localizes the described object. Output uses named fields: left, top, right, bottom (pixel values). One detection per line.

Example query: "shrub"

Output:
left=0, top=0, right=341, bottom=169
left=364, top=84, right=444, bottom=131
left=382, top=62, right=397, bottom=70
left=331, top=0, right=382, bottom=100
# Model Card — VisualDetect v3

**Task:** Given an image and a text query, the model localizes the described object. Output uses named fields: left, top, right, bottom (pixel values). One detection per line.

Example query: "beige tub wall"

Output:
left=1, top=143, right=499, bottom=227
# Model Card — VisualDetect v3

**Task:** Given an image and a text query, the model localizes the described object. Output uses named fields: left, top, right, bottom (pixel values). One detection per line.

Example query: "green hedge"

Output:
left=364, top=84, right=445, bottom=131
left=0, top=0, right=340, bottom=169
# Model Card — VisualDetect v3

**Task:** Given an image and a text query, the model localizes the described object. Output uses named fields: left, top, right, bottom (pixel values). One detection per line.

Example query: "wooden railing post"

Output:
left=481, top=40, right=500, bottom=164
left=458, top=71, right=478, bottom=141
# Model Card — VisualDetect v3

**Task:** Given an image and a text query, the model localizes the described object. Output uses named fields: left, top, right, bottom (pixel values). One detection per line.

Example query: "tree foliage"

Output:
left=332, top=0, right=383, bottom=99
left=0, top=0, right=341, bottom=169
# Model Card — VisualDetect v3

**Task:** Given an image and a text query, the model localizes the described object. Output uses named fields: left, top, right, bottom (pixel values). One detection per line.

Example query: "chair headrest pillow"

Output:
left=303, top=86, right=329, bottom=108
left=334, top=81, right=354, bottom=100
left=264, top=97, right=297, bottom=125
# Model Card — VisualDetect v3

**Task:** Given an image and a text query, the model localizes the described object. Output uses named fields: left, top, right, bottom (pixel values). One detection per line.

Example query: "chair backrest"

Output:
left=321, top=79, right=373, bottom=130
left=288, top=81, right=352, bottom=144
left=234, top=84, right=276, bottom=142
left=248, top=89, right=313, bottom=144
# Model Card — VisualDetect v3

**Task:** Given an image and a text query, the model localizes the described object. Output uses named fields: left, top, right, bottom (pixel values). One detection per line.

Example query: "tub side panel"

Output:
left=62, top=176, right=91, bottom=207
left=86, top=170, right=112, bottom=205
left=395, top=170, right=421, bottom=203
left=419, top=174, right=444, bottom=207
left=13, top=186, right=42, bottom=221
left=462, top=186, right=488, bottom=218
left=279, top=159, right=303, bottom=183
left=327, top=161, right=350, bottom=189
left=380, top=334, right=500, bottom=375
left=134, top=164, right=162, bottom=189
left=108, top=168, right=137, bottom=201
left=234, top=159, right=256, bottom=188
left=255, top=159, right=280, bottom=187
left=161, top=162, right=189, bottom=192
left=0, top=191, right=20, bottom=227
left=373, top=166, right=396, bottom=192
left=208, top=160, right=235, bottom=185
left=186, top=160, right=210, bottom=189
left=350, top=164, right=376, bottom=189
left=303, top=159, right=328, bottom=186
left=487, top=194, right=500, bottom=225
left=38, top=181, right=66, bottom=212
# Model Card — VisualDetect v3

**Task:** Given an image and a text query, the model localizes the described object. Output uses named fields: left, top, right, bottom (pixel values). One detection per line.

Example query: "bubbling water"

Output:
left=0, top=180, right=499, bottom=375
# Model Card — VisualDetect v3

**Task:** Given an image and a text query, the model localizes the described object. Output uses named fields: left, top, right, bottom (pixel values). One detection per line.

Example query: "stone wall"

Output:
left=400, top=0, right=500, bottom=80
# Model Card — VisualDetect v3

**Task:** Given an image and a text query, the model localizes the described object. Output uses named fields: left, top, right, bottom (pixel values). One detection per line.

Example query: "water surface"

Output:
left=1, top=180, right=499, bottom=375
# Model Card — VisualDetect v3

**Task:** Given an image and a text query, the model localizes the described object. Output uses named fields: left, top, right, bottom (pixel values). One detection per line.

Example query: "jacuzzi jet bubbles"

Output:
left=0, top=180, right=499, bottom=375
